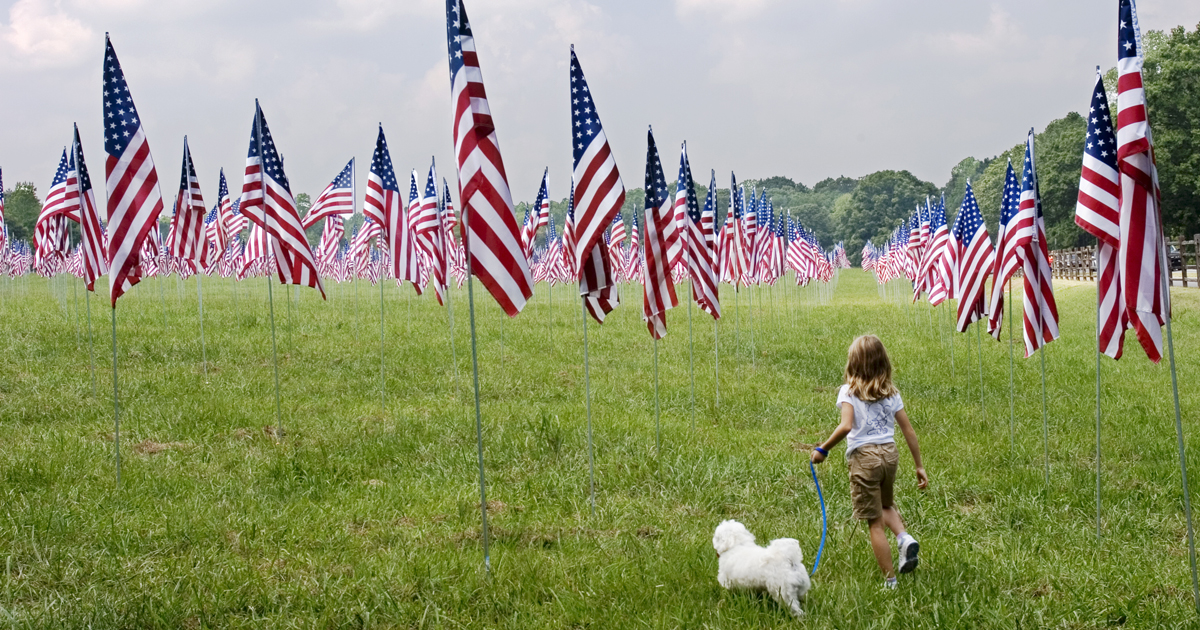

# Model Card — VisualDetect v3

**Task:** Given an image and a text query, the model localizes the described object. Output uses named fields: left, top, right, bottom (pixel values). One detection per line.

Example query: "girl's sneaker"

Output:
left=883, top=577, right=898, bottom=590
left=898, top=535, right=919, bottom=574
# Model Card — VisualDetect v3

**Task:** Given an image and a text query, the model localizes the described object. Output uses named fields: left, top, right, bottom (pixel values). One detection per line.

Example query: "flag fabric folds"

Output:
left=1116, top=0, right=1166, bottom=362
left=569, top=47, right=624, bottom=323
left=167, top=136, right=208, bottom=273
left=1075, top=69, right=1126, bottom=359
left=445, top=0, right=533, bottom=316
left=103, top=35, right=166, bottom=306
left=1018, top=130, right=1060, bottom=356
left=238, top=101, right=325, bottom=298
left=303, top=158, right=355, bottom=229
left=955, top=182, right=994, bottom=333
left=641, top=128, right=679, bottom=339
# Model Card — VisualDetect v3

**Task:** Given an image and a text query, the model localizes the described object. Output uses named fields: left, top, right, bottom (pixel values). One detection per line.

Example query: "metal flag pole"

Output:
left=714, top=296, right=720, bottom=413
left=72, top=275, right=81, bottom=350
left=653, top=335, right=662, bottom=457
left=1008, top=280, right=1016, bottom=453
left=687, top=281, right=696, bottom=431
left=947, top=304, right=955, bottom=393
left=197, top=274, right=207, bottom=379
left=353, top=276, right=360, bottom=343
left=462, top=225, right=491, bottom=574
left=85, top=285, right=96, bottom=397
left=749, top=284, right=756, bottom=368
left=1095, top=307, right=1103, bottom=540
left=110, top=305, right=121, bottom=487
left=734, top=286, right=740, bottom=355
left=266, top=278, right=283, bottom=439
left=976, top=320, right=985, bottom=424
left=581, top=297, right=597, bottom=517
left=380, top=273, right=386, bottom=414
left=1158, top=240, right=1200, bottom=612
left=286, top=275, right=295, bottom=358
left=1040, top=344, right=1049, bottom=486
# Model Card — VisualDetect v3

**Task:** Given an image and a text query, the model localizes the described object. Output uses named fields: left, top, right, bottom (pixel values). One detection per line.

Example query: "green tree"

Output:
left=4, top=182, right=40, bottom=244
left=296, top=192, right=321, bottom=244
left=835, top=170, right=937, bottom=264
left=940, top=157, right=990, bottom=223
left=1142, top=24, right=1200, bottom=237
left=813, top=176, right=858, bottom=196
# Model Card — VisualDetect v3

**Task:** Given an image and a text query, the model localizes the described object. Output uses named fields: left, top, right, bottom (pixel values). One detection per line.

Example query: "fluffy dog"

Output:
left=712, top=519, right=811, bottom=618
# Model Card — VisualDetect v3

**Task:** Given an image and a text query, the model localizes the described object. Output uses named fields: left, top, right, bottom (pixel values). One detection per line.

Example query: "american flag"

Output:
left=213, top=169, right=234, bottom=255
left=443, top=180, right=467, bottom=286
left=1075, top=69, right=1125, bottom=359
left=742, top=185, right=757, bottom=280
left=446, top=0, right=533, bottom=316
left=679, top=143, right=719, bottom=319
left=227, top=197, right=247, bottom=239
left=1116, top=0, right=1166, bottom=362
left=167, top=136, right=208, bottom=273
left=416, top=163, right=447, bottom=304
left=955, top=181, right=994, bottom=332
left=917, top=195, right=949, bottom=305
left=569, top=47, right=623, bottom=322
left=103, top=36, right=166, bottom=305
left=365, top=127, right=420, bottom=292
left=35, top=148, right=77, bottom=271
left=39, top=147, right=80, bottom=224
left=987, top=160, right=1024, bottom=338
left=1018, top=130, right=1060, bottom=356
left=641, top=128, right=679, bottom=339
left=522, top=168, right=551, bottom=261
left=625, top=209, right=640, bottom=283
left=728, top=173, right=748, bottom=286
left=303, top=159, right=355, bottom=230
left=318, top=215, right=345, bottom=267
left=239, top=101, right=325, bottom=297
left=610, top=209, right=626, bottom=250
left=72, top=125, right=108, bottom=291
left=702, top=170, right=717, bottom=253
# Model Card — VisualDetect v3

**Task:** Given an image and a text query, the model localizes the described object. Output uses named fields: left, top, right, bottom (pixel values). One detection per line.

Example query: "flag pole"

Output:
left=85, top=285, right=96, bottom=397
left=976, top=319, right=985, bottom=424
left=653, top=334, right=662, bottom=457
left=713, top=313, right=720, bottom=413
left=687, top=280, right=696, bottom=431
left=463, top=237, right=491, bottom=573
left=72, top=274, right=81, bottom=350
left=110, top=305, right=121, bottom=487
left=380, top=273, right=386, bottom=414
left=197, top=274, right=207, bottom=379
left=1040, top=344, right=1049, bottom=486
left=1008, top=279, right=1016, bottom=453
left=1159, top=241, right=1200, bottom=611
left=581, top=297, right=597, bottom=517
left=266, top=277, right=283, bottom=440
left=748, top=284, right=755, bottom=368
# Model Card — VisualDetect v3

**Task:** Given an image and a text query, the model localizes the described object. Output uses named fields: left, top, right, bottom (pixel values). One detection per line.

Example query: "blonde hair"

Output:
left=845, top=334, right=897, bottom=402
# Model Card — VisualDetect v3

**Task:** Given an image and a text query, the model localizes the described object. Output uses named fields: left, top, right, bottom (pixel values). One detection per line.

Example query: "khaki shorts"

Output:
left=847, top=442, right=899, bottom=521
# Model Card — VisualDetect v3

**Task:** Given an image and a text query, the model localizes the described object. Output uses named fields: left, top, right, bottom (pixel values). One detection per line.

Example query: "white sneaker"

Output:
left=898, top=535, right=919, bottom=574
left=883, top=577, right=898, bottom=590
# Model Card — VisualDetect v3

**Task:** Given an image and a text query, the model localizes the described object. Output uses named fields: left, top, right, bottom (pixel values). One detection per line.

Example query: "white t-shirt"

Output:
left=836, top=384, right=904, bottom=455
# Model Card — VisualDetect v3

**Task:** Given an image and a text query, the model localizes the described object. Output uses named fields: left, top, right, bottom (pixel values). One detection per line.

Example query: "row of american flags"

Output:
left=864, top=0, right=1166, bottom=365
left=0, top=0, right=850, bottom=344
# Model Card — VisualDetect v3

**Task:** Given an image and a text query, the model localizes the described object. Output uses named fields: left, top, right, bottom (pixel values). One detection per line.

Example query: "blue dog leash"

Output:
left=809, top=459, right=827, bottom=574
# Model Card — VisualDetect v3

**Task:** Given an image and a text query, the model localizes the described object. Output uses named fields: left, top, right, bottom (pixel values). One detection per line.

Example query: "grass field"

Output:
left=2, top=270, right=1200, bottom=628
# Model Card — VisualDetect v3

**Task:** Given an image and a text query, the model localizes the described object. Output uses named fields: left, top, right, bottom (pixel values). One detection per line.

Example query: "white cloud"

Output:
left=939, top=5, right=1024, bottom=56
left=675, top=0, right=780, bottom=21
left=0, top=0, right=95, bottom=68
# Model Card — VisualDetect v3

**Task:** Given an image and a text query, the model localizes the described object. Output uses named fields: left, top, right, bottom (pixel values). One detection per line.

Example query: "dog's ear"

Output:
left=712, top=521, right=738, bottom=555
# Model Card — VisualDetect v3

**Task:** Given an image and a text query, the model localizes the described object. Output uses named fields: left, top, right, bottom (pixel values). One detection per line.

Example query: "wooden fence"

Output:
left=1049, top=234, right=1200, bottom=287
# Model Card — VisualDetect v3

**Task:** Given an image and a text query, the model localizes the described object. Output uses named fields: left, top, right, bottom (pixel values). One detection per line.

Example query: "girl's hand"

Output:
left=810, top=449, right=826, bottom=464
left=915, top=467, right=929, bottom=490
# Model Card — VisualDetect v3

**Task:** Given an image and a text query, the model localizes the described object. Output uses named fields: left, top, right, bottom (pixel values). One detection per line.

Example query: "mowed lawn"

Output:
left=1, top=270, right=1200, bottom=628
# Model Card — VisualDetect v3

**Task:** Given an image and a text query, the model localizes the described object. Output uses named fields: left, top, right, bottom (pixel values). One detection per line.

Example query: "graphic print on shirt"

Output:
left=862, top=400, right=892, bottom=436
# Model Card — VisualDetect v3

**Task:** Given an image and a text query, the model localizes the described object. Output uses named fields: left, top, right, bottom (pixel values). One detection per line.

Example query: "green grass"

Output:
left=1, top=270, right=1200, bottom=628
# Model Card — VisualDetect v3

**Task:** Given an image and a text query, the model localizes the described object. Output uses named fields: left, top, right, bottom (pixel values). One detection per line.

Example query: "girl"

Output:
left=811, top=334, right=928, bottom=588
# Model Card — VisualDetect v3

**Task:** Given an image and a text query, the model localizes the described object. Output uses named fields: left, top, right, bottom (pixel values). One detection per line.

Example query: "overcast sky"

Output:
left=2, top=0, right=1198, bottom=207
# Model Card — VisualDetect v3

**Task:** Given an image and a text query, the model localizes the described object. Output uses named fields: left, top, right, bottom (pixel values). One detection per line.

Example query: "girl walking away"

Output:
left=811, top=334, right=929, bottom=589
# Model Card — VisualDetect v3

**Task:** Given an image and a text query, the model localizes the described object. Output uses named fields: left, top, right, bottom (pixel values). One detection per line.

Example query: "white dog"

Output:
left=712, top=519, right=811, bottom=618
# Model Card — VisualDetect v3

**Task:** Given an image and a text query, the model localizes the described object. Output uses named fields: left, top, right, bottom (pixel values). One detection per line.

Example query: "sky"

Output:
left=1, top=0, right=1198, bottom=208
